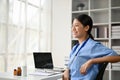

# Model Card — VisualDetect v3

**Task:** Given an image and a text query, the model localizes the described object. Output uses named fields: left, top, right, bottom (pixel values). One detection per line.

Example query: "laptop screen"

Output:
left=33, top=52, right=53, bottom=69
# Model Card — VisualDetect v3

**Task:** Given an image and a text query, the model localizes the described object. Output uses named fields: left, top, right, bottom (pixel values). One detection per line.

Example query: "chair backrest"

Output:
left=95, top=62, right=108, bottom=80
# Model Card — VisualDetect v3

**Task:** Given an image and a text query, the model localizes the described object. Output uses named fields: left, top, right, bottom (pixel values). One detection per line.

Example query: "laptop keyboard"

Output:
left=38, top=69, right=61, bottom=74
left=29, top=69, right=61, bottom=76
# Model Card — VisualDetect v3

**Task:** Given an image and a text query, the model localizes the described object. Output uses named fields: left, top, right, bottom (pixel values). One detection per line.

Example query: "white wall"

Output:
left=52, top=0, right=71, bottom=68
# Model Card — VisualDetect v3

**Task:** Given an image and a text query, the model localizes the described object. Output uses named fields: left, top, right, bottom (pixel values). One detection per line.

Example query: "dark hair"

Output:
left=74, top=14, right=94, bottom=40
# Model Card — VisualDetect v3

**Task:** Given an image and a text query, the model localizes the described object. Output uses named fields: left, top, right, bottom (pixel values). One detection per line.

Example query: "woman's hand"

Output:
left=62, top=68, right=70, bottom=80
left=80, top=59, right=93, bottom=75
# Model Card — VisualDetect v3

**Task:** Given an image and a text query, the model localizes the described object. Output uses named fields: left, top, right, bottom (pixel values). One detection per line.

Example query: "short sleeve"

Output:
left=91, top=43, right=118, bottom=58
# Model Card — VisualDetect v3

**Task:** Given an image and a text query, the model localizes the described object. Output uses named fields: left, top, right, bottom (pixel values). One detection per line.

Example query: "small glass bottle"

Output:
left=13, top=69, right=17, bottom=76
left=22, top=66, right=27, bottom=76
left=17, top=67, right=22, bottom=76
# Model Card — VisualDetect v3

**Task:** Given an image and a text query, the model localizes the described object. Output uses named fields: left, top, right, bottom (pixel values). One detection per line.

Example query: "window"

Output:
left=0, top=0, right=52, bottom=72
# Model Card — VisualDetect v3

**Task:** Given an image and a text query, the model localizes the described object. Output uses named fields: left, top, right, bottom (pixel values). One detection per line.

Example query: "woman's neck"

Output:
left=78, top=35, right=89, bottom=44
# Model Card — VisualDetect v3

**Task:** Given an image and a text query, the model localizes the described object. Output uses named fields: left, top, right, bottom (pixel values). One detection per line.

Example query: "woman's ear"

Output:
left=84, top=25, right=89, bottom=31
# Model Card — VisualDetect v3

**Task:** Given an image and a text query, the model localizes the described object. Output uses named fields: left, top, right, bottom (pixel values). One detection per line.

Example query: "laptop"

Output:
left=33, top=52, right=54, bottom=69
left=31, top=52, right=63, bottom=76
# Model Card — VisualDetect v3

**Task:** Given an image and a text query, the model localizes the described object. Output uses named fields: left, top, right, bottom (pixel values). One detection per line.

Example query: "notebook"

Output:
left=30, top=52, right=63, bottom=76
left=33, top=52, right=53, bottom=69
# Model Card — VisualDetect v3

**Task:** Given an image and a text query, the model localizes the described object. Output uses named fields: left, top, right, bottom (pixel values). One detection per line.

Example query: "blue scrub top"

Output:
left=68, top=38, right=118, bottom=80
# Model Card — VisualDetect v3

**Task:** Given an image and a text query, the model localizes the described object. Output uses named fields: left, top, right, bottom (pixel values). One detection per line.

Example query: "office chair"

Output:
left=95, top=62, right=108, bottom=80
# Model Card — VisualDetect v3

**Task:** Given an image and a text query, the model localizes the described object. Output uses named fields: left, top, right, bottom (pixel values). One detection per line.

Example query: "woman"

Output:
left=63, top=14, right=120, bottom=80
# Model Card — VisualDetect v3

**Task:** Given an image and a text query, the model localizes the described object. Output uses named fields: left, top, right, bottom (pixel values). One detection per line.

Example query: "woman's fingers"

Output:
left=80, top=64, right=87, bottom=74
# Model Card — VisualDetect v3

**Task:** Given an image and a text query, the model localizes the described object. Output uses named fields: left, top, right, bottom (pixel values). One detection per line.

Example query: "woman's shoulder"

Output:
left=71, top=38, right=102, bottom=51
left=84, top=38, right=107, bottom=52
left=89, top=38, right=107, bottom=48
left=87, top=38, right=100, bottom=47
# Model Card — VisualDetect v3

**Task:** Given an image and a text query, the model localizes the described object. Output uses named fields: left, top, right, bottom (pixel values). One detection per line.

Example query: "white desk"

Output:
left=0, top=72, right=62, bottom=80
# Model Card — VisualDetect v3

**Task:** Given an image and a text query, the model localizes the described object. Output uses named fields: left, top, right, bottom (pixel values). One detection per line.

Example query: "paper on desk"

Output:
left=29, top=72, right=54, bottom=76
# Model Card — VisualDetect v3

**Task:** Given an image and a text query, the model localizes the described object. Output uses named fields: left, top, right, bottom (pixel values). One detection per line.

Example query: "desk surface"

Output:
left=0, top=72, right=62, bottom=80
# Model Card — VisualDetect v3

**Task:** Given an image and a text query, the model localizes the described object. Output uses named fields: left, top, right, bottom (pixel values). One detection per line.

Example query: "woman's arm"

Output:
left=80, top=56, right=120, bottom=75
left=91, top=55, right=120, bottom=63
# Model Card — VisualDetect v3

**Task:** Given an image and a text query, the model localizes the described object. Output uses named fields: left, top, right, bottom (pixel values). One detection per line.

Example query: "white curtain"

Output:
left=0, top=0, right=52, bottom=73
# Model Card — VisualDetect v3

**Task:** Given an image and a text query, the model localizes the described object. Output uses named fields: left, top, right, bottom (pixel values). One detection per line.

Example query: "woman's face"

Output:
left=72, top=19, right=89, bottom=39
